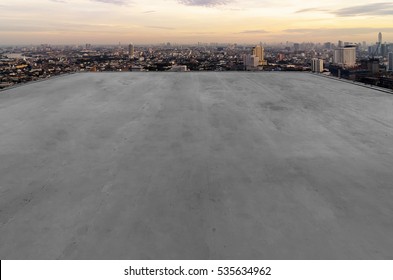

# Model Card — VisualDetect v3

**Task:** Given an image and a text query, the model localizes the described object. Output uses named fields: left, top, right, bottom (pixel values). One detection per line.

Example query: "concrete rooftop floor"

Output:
left=0, top=72, right=393, bottom=259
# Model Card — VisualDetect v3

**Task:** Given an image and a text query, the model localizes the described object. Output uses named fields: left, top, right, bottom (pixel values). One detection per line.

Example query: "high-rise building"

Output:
left=388, top=44, right=393, bottom=53
left=380, top=44, right=387, bottom=57
left=128, top=43, right=134, bottom=59
left=243, top=54, right=259, bottom=70
left=338, top=40, right=343, bottom=48
left=368, top=59, right=380, bottom=74
left=333, top=46, right=356, bottom=67
left=388, top=52, right=393, bottom=72
left=311, top=58, right=324, bottom=73
left=378, top=32, right=382, bottom=44
left=324, top=42, right=332, bottom=50
left=252, top=44, right=267, bottom=66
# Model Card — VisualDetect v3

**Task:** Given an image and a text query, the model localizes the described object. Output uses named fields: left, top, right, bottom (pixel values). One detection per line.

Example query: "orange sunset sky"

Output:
left=1, top=0, right=393, bottom=44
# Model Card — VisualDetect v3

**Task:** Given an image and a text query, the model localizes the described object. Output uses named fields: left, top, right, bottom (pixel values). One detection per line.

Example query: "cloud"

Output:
left=333, top=2, right=393, bottom=16
left=283, top=28, right=315, bottom=33
left=283, top=27, right=393, bottom=36
left=189, top=31, right=216, bottom=34
left=237, top=29, right=269, bottom=34
left=143, top=10, right=156, bottom=13
left=0, top=22, right=136, bottom=33
left=49, top=0, right=67, bottom=3
left=146, top=26, right=175, bottom=30
left=178, top=0, right=231, bottom=7
left=295, top=3, right=393, bottom=17
left=90, top=0, right=131, bottom=5
left=295, top=8, right=328, bottom=13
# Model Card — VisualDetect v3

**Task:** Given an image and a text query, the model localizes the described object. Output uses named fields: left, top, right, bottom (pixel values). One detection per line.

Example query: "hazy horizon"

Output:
left=1, top=0, right=393, bottom=45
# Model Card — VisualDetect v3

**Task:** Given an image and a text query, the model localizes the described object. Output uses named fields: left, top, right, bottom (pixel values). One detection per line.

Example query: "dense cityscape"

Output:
left=1, top=32, right=393, bottom=90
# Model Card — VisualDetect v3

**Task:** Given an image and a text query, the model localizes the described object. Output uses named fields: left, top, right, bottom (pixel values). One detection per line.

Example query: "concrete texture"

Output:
left=0, top=72, right=393, bottom=259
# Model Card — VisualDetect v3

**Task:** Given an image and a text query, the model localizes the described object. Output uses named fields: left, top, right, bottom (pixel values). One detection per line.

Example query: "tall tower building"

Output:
left=378, top=32, right=382, bottom=44
left=252, top=44, right=267, bottom=66
left=243, top=54, right=259, bottom=70
left=380, top=44, right=387, bottom=57
left=128, top=43, right=134, bottom=59
left=333, top=46, right=356, bottom=67
left=362, top=41, right=367, bottom=50
left=388, top=52, right=393, bottom=72
left=311, top=58, right=324, bottom=73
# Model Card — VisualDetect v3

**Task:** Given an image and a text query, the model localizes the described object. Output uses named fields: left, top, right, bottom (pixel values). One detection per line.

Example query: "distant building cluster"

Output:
left=1, top=32, right=393, bottom=90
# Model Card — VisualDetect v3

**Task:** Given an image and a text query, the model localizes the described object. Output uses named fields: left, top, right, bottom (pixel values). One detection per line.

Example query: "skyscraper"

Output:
left=324, top=42, right=332, bottom=50
left=378, top=32, right=382, bottom=44
left=333, top=46, right=356, bottom=67
left=381, top=44, right=387, bottom=57
left=311, top=58, right=324, bottom=73
left=252, top=44, right=267, bottom=66
left=243, top=54, right=259, bottom=70
left=128, top=43, right=134, bottom=59
left=362, top=41, right=367, bottom=50
left=388, top=52, right=393, bottom=72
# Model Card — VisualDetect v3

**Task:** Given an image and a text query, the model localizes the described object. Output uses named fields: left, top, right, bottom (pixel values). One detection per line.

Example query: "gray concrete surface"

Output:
left=0, top=72, right=393, bottom=259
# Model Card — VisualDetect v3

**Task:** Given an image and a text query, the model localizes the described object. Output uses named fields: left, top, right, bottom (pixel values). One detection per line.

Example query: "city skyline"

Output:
left=1, top=0, right=393, bottom=44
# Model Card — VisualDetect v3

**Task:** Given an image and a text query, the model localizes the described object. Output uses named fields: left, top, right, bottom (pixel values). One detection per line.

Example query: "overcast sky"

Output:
left=1, top=0, right=392, bottom=44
